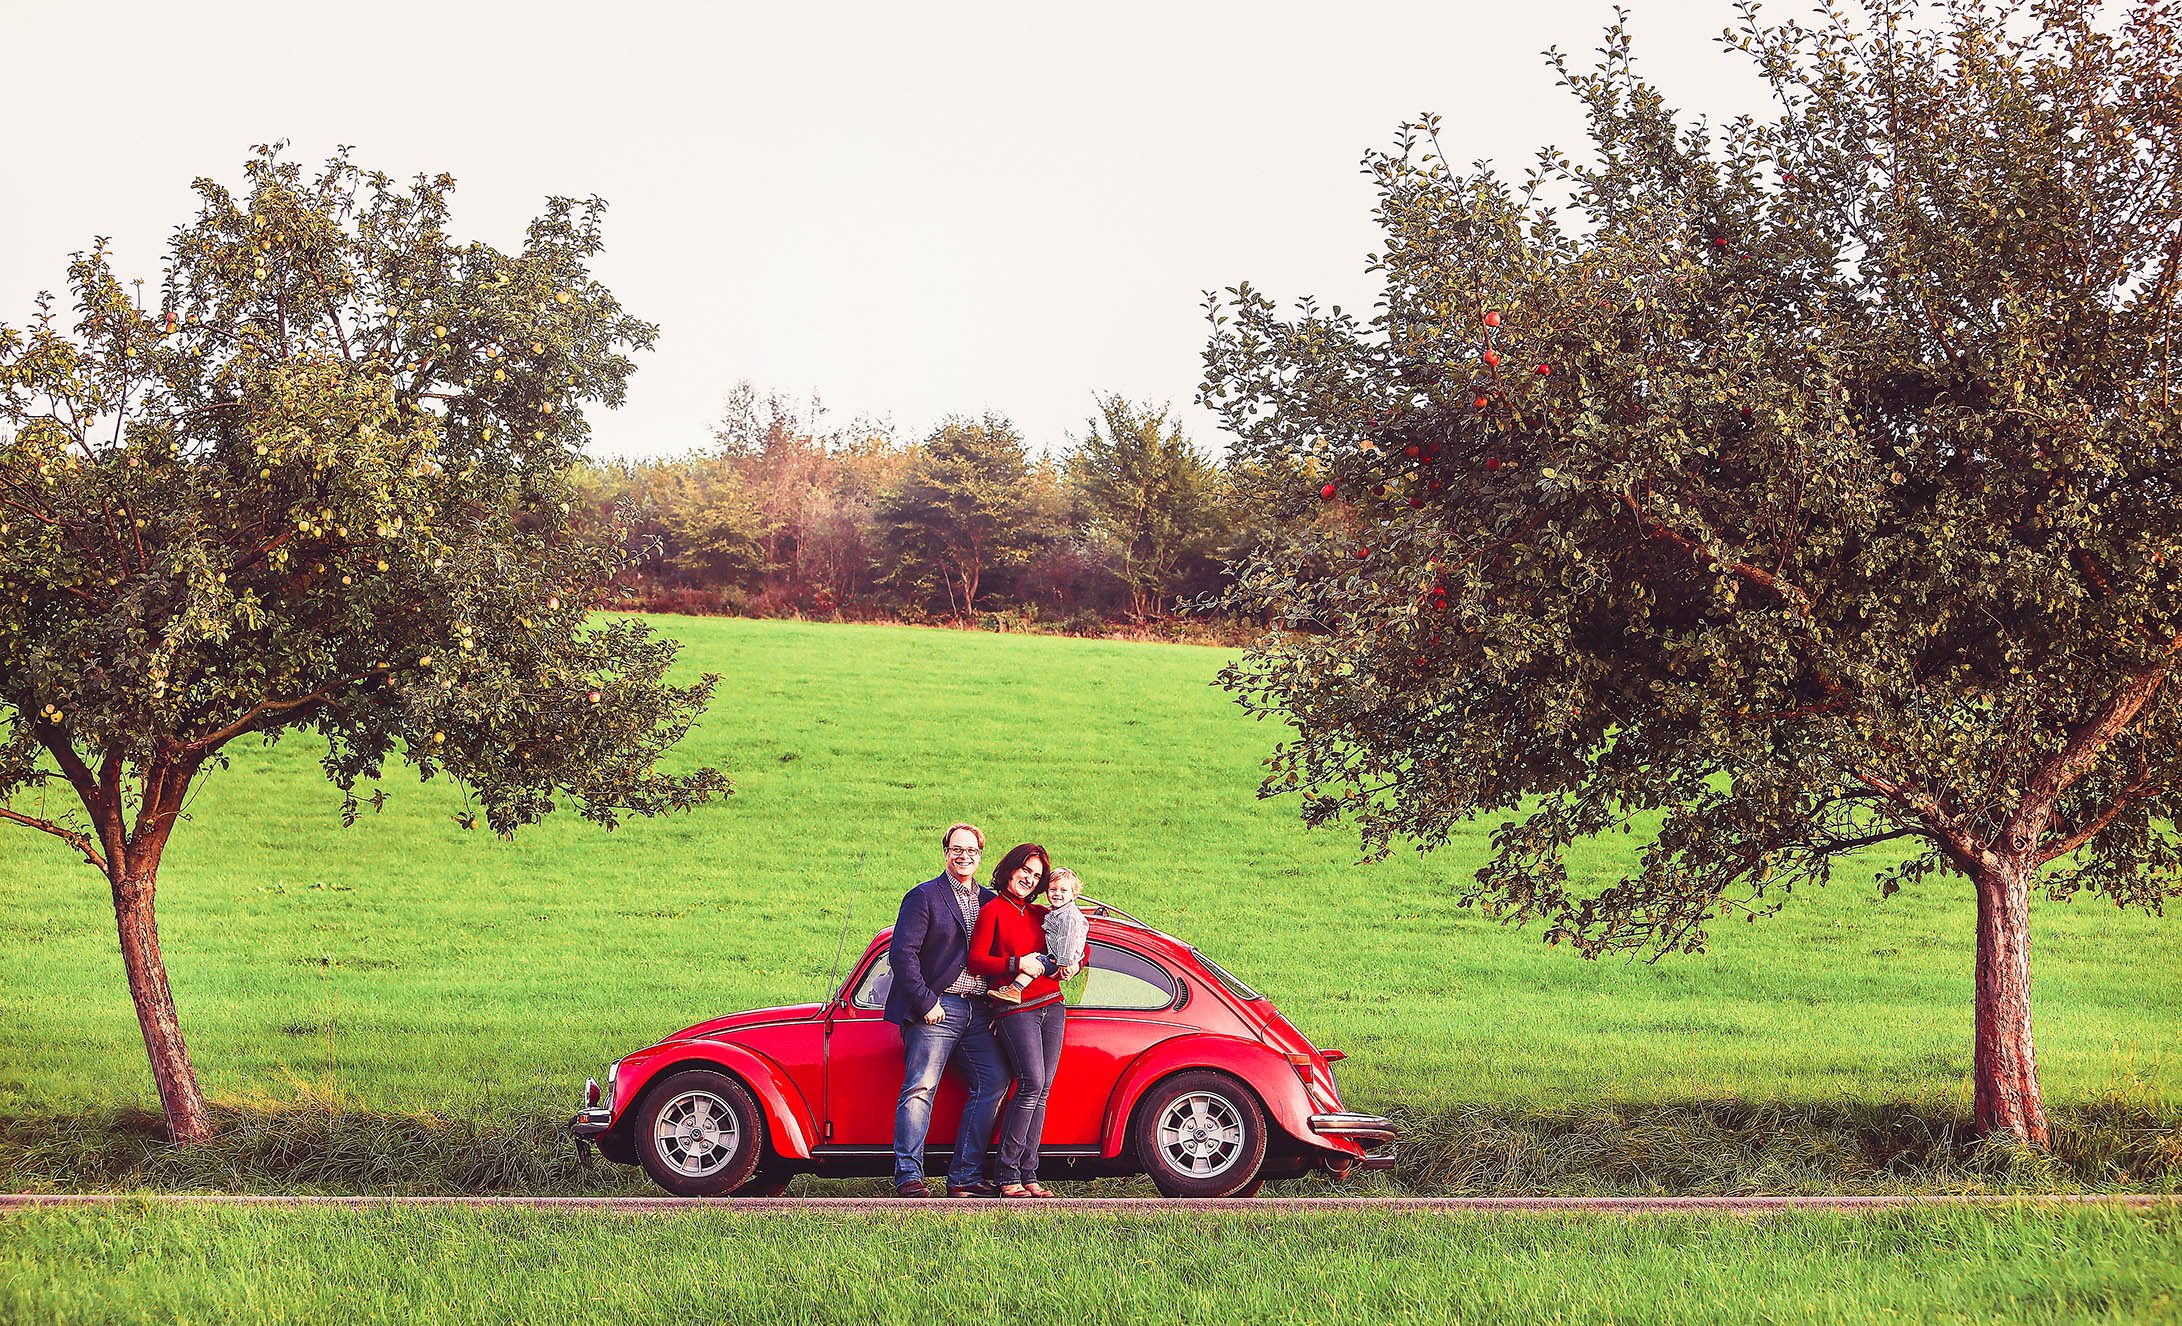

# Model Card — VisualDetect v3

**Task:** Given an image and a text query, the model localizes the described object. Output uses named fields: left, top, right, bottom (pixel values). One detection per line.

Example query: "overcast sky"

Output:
left=2, top=0, right=1776, bottom=462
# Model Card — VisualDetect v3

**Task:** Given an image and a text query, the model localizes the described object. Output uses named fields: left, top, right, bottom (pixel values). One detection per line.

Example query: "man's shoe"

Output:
left=895, top=1179, right=932, bottom=1198
left=988, top=984, right=1024, bottom=1003
left=947, top=1180, right=1000, bottom=1198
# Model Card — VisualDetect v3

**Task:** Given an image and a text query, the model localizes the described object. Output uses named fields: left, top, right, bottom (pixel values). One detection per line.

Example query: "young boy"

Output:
left=989, top=867, right=1089, bottom=1003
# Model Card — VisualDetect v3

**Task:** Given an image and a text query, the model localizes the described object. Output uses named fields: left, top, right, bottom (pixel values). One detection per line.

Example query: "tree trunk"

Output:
left=1970, top=859, right=2048, bottom=1146
left=111, top=865, right=212, bottom=1143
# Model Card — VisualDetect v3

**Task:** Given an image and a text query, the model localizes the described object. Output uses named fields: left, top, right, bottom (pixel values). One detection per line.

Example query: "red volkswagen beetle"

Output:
left=570, top=903, right=1394, bottom=1197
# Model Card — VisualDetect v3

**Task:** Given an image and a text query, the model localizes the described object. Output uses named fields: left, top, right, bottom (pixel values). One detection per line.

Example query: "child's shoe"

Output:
left=988, top=984, right=1024, bottom=1004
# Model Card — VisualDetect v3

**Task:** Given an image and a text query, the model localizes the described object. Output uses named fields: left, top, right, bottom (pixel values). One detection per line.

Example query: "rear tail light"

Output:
left=584, top=1077, right=601, bottom=1107
left=1321, top=1049, right=1347, bottom=1063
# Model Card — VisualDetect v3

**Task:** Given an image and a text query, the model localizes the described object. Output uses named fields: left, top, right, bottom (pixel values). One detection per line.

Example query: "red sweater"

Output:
left=967, top=894, right=1067, bottom=1015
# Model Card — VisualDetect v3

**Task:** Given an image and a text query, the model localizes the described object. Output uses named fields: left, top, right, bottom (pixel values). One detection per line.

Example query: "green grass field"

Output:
left=3, top=1204, right=2176, bottom=1325
left=3, top=616, right=2177, bottom=1120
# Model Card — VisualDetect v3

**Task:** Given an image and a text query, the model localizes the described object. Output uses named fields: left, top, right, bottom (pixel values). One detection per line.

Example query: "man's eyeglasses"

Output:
left=946, top=846, right=982, bottom=857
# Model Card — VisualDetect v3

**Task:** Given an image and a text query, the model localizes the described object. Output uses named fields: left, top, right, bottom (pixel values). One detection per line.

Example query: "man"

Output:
left=883, top=821, right=1038, bottom=1197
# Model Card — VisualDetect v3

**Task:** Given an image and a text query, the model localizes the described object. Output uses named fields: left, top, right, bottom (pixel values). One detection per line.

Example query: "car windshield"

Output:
left=1190, top=947, right=1261, bottom=1001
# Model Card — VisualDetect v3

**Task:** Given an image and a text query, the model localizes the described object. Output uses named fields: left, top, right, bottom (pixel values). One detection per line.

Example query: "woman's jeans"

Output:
left=993, top=1001, right=1066, bottom=1185
left=894, top=994, right=1008, bottom=1190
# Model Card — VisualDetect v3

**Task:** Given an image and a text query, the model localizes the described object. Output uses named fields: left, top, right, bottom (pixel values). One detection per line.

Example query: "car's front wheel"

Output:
left=634, top=1069, right=766, bottom=1197
left=1131, top=1070, right=1267, bottom=1198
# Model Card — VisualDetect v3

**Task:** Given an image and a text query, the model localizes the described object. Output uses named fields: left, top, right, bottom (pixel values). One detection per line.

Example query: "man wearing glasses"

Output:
left=882, top=821, right=1012, bottom=1197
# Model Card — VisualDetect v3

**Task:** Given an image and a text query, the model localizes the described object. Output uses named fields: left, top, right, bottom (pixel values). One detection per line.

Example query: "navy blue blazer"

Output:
left=882, top=873, right=995, bottom=1025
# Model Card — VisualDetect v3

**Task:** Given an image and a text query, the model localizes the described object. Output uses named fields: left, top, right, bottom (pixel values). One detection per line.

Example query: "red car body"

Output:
left=571, top=905, right=1395, bottom=1196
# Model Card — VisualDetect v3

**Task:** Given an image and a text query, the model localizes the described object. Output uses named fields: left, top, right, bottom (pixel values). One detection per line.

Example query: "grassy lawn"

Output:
left=3, top=616, right=2177, bottom=1121
left=2, top=1204, right=2175, bottom=1325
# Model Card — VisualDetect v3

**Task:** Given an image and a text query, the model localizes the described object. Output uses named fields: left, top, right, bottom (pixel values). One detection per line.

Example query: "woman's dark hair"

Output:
left=988, top=842, right=1051, bottom=900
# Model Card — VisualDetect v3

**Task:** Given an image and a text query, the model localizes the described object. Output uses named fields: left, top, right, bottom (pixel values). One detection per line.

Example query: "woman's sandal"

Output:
left=1023, top=1183, right=1057, bottom=1198
left=1000, top=1184, right=1034, bottom=1198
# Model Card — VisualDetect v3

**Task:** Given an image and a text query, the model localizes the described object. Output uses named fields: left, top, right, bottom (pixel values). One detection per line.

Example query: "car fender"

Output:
left=613, top=1039, right=817, bottom=1159
left=1099, top=1033, right=1321, bottom=1159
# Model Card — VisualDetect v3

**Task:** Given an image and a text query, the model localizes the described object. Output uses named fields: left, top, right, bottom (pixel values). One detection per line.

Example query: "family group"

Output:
left=882, top=821, right=1091, bottom=1198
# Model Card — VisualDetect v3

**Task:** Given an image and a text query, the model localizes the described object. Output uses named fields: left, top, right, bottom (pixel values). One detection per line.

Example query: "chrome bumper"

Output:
left=569, top=1106, right=613, bottom=1137
left=1309, top=1112, right=1396, bottom=1145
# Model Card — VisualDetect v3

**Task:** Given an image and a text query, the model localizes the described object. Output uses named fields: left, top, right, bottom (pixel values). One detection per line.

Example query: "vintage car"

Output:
left=570, top=903, right=1394, bottom=1197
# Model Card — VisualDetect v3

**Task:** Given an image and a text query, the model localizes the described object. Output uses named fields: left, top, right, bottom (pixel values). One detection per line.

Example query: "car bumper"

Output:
left=1309, top=1112, right=1396, bottom=1173
left=1309, top=1112, right=1396, bottom=1145
left=570, top=1106, right=614, bottom=1137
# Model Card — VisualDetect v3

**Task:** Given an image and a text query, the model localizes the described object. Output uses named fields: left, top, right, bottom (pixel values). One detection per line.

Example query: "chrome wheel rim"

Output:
left=653, top=1090, right=740, bottom=1178
left=1156, top=1090, right=1245, bottom=1179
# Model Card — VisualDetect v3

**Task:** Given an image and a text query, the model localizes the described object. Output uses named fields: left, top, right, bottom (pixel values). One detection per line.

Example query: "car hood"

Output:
left=664, top=1003, right=825, bottom=1043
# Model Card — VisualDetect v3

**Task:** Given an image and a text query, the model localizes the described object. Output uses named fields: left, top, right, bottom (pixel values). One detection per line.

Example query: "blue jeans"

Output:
left=993, top=1001, right=1066, bottom=1185
left=893, top=993, right=1009, bottom=1189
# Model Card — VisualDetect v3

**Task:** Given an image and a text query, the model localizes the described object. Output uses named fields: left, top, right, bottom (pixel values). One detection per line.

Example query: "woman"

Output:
left=966, top=841, right=1078, bottom=1198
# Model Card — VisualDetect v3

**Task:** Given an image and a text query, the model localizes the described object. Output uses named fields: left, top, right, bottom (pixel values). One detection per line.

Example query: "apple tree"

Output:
left=1202, top=0, right=2180, bottom=1144
left=0, top=146, right=729, bottom=1143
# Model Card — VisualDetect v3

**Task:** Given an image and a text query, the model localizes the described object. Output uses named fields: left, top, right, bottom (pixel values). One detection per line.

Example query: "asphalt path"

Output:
left=2, top=1193, right=2174, bottom=1213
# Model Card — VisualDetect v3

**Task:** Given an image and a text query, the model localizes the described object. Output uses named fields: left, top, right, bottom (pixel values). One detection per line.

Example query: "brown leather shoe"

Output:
left=895, top=1178, right=931, bottom=1198
left=947, top=1181, right=1000, bottom=1198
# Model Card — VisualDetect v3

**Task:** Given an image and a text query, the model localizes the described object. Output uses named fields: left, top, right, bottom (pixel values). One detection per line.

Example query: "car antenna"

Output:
left=822, top=847, right=866, bottom=1003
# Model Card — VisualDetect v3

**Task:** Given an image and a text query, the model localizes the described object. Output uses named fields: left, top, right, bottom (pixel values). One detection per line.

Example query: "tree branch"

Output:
left=1622, top=488, right=1816, bottom=618
left=2017, top=631, right=2182, bottom=823
left=0, top=807, right=107, bottom=870
left=184, top=672, right=373, bottom=754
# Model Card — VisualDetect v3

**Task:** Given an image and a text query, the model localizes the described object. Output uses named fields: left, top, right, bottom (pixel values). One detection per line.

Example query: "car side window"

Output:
left=1070, top=941, right=1176, bottom=1011
left=850, top=951, right=892, bottom=1010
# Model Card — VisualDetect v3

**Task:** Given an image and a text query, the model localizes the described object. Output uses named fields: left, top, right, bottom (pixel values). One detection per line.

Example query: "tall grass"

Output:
left=4, top=1097, right=2173, bottom=1197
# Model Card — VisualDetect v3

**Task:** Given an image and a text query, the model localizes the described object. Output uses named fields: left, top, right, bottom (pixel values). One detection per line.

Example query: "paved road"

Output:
left=3, top=1193, right=2174, bottom=1213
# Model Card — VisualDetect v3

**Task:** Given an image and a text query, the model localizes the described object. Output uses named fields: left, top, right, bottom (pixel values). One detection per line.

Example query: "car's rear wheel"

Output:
left=634, top=1069, right=766, bottom=1197
left=1131, top=1070, right=1267, bottom=1198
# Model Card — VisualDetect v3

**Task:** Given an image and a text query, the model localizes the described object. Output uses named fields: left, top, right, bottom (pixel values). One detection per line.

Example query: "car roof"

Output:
left=865, top=907, right=1198, bottom=968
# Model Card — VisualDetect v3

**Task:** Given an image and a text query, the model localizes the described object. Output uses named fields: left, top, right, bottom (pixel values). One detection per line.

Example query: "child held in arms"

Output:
left=989, top=867, right=1089, bottom=1002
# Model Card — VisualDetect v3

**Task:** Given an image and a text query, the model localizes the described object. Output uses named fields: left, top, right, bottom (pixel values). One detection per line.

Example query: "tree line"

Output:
left=572, top=384, right=1272, bottom=629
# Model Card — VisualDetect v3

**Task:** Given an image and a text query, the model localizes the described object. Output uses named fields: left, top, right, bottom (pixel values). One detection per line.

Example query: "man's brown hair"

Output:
left=942, top=822, right=985, bottom=852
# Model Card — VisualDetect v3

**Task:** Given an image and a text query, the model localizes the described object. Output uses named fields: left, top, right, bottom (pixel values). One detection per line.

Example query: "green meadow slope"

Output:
left=2, top=617, right=2176, bottom=1118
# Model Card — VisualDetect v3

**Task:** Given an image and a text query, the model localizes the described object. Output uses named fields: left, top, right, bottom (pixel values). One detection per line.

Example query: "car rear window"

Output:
left=1189, top=947, right=1262, bottom=1001
left=1071, top=941, right=1177, bottom=1011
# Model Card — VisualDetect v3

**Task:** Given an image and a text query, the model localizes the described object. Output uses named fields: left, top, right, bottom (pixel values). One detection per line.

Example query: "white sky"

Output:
left=1, top=0, right=1772, bottom=461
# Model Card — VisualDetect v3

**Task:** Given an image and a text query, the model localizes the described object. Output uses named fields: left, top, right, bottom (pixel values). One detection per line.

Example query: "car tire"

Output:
left=634, top=1069, right=766, bottom=1197
left=1131, top=1070, right=1268, bottom=1198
